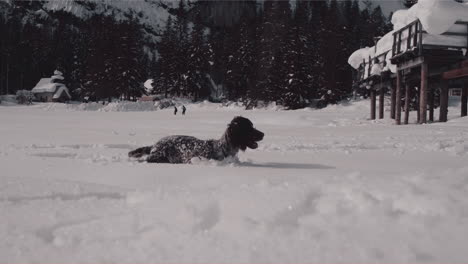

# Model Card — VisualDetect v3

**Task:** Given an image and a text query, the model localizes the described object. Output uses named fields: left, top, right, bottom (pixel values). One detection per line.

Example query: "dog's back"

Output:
left=129, top=135, right=215, bottom=163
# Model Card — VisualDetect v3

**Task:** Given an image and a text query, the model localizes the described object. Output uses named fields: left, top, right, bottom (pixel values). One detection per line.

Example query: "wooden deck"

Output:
left=353, top=18, right=468, bottom=124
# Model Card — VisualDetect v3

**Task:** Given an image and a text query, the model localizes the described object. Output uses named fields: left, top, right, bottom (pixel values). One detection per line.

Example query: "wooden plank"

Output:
left=442, top=66, right=468, bottom=80
left=418, top=22, right=423, bottom=56
left=391, top=83, right=396, bottom=119
left=420, top=62, right=428, bottom=124
left=439, top=80, right=449, bottom=122
left=422, top=44, right=466, bottom=50
left=370, top=89, right=376, bottom=120
left=414, top=22, right=419, bottom=48
left=396, top=70, right=402, bottom=125
left=379, top=85, right=385, bottom=119
left=462, top=83, right=467, bottom=117
left=397, top=31, right=402, bottom=54
left=404, top=83, right=410, bottom=124
left=398, top=56, right=424, bottom=71
left=429, top=84, right=434, bottom=122
left=416, top=87, right=420, bottom=123
left=407, top=24, right=413, bottom=50
left=441, top=32, right=468, bottom=37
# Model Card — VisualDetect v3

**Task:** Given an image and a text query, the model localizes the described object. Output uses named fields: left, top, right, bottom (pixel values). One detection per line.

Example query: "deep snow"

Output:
left=1, top=100, right=468, bottom=263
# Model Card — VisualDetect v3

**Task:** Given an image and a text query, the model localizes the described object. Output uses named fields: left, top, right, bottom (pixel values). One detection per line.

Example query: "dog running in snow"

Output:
left=128, top=116, right=264, bottom=163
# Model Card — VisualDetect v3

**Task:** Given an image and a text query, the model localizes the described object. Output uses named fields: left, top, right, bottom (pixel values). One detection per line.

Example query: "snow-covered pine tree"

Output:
left=370, top=6, right=387, bottom=38
left=113, top=19, right=146, bottom=101
left=186, top=11, right=213, bottom=101
left=82, top=15, right=121, bottom=101
left=225, top=13, right=257, bottom=101
left=320, top=0, right=343, bottom=104
left=156, top=16, right=178, bottom=98
left=280, top=0, right=313, bottom=109
left=172, top=0, right=190, bottom=97
left=254, top=0, right=290, bottom=106
left=309, top=0, right=328, bottom=105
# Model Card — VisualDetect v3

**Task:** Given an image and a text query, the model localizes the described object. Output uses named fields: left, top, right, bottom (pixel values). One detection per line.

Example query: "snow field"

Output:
left=1, top=100, right=468, bottom=262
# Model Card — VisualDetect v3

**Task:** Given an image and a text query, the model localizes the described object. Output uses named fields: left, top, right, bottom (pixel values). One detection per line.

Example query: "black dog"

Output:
left=128, top=116, right=264, bottom=163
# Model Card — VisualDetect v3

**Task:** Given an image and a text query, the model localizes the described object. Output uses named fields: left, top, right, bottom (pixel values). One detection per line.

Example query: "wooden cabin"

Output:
left=390, top=19, right=468, bottom=124
left=350, top=0, right=468, bottom=124
left=31, top=71, right=71, bottom=102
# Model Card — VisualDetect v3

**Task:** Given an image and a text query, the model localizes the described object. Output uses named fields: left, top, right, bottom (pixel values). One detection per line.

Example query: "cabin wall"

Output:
left=34, top=92, right=54, bottom=102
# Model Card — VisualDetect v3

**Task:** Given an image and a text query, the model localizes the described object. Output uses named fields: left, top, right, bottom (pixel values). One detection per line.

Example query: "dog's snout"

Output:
left=256, top=130, right=264, bottom=141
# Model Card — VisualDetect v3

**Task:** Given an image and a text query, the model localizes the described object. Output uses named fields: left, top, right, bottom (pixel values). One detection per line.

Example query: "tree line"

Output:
left=1, top=0, right=391, bottom=108
left=0, top=0, right=151, bottom=101
left=154, top=0, right=391, bottom=109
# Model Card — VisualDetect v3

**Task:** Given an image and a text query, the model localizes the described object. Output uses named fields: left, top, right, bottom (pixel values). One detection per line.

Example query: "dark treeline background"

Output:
left=0, top=0, right=390, bottom=109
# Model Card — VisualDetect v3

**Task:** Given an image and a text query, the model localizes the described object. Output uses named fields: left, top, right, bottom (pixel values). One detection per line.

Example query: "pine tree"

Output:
left=186, top=11, right=213, bottom=101
left=254, top=0, right=290, bottom=106
left=113, top=20, right=146, bottom=101
left=82, top=16, right=120, bottom=101
left=403, top=0, right=417, bottom=8
left=308, top=1, right=328, bottom=104
left=370, top=6, right=387, bottom=37
left=156, top=16, right=178, bottom=97
left=172, top=0, right=189, bottom=96
left=225, top=13, right=257, bottom=101
left=280, top=0, right=311, bottom=109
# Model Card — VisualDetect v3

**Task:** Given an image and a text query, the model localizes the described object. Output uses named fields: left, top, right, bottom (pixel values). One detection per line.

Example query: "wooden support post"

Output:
left=429, top=84, right=434, bottom=122
left=462, top=81, right=467, bottom=117
left=439, top=80, right=449, bottom=122
left=416, top=87, right=420, bottom=123
left=370, top=89, right=376, bottom=120
left=396, top=70, right=402, bottom=125
left=404, top=83, right=410, bottom=124
left=391, top=82, right=396, bottom=119
left=379, top=85, right=385, bottom=119
left=419, top=62, right=428, bottom=124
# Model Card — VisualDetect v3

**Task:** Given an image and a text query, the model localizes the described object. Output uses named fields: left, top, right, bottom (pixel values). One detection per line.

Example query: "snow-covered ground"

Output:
left=1, top=100, right=468, bottom=263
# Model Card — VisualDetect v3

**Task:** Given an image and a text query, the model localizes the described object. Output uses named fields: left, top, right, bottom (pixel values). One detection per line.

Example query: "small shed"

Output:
left=31, top=70, right=71, bottom=102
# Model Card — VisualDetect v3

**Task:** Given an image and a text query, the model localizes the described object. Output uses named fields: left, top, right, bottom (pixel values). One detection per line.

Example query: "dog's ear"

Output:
left=226, top=119, right=247, bottom=151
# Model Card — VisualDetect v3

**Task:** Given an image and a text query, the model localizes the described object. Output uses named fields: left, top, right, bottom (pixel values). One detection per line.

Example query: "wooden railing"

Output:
left=392, top=19, right=468, bottom=59
left=356, top=51, right=390, bottom=83
left=392, top=20, right=423, bottom=58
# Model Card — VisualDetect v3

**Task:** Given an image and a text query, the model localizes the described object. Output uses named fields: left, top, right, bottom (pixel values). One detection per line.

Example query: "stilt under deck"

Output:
left=441, top=59, right=468, bottom=121
left=379, top=85, right=384, bottom=119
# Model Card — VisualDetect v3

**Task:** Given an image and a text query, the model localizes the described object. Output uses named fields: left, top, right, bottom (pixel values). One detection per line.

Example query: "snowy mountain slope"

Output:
left=1, top=100, right=468, bottom=262
left=44, top=0, right=171, bottom=35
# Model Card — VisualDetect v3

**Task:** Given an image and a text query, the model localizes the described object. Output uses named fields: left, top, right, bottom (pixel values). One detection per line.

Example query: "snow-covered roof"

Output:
left=53, top=86, right=71, bottom=99
left=31, top=78, right=71, bottom=99
left=402, top=0, right=468, bottom=35
left=348, top=47, right=375, bottom=70
left=32, top=78, right=59, bottom=93
left=51, top=74, right=64, bottom=81
left=348, top=0, right=468, bottom=74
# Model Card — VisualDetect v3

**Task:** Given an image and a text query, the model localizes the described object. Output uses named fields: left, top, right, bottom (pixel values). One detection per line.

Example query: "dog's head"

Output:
left=227, top=116, right=264, bottom=151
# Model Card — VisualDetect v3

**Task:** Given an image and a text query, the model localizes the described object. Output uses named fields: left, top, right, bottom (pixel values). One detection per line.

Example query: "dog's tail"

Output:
left=128, top=146, right=152, bottom=158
